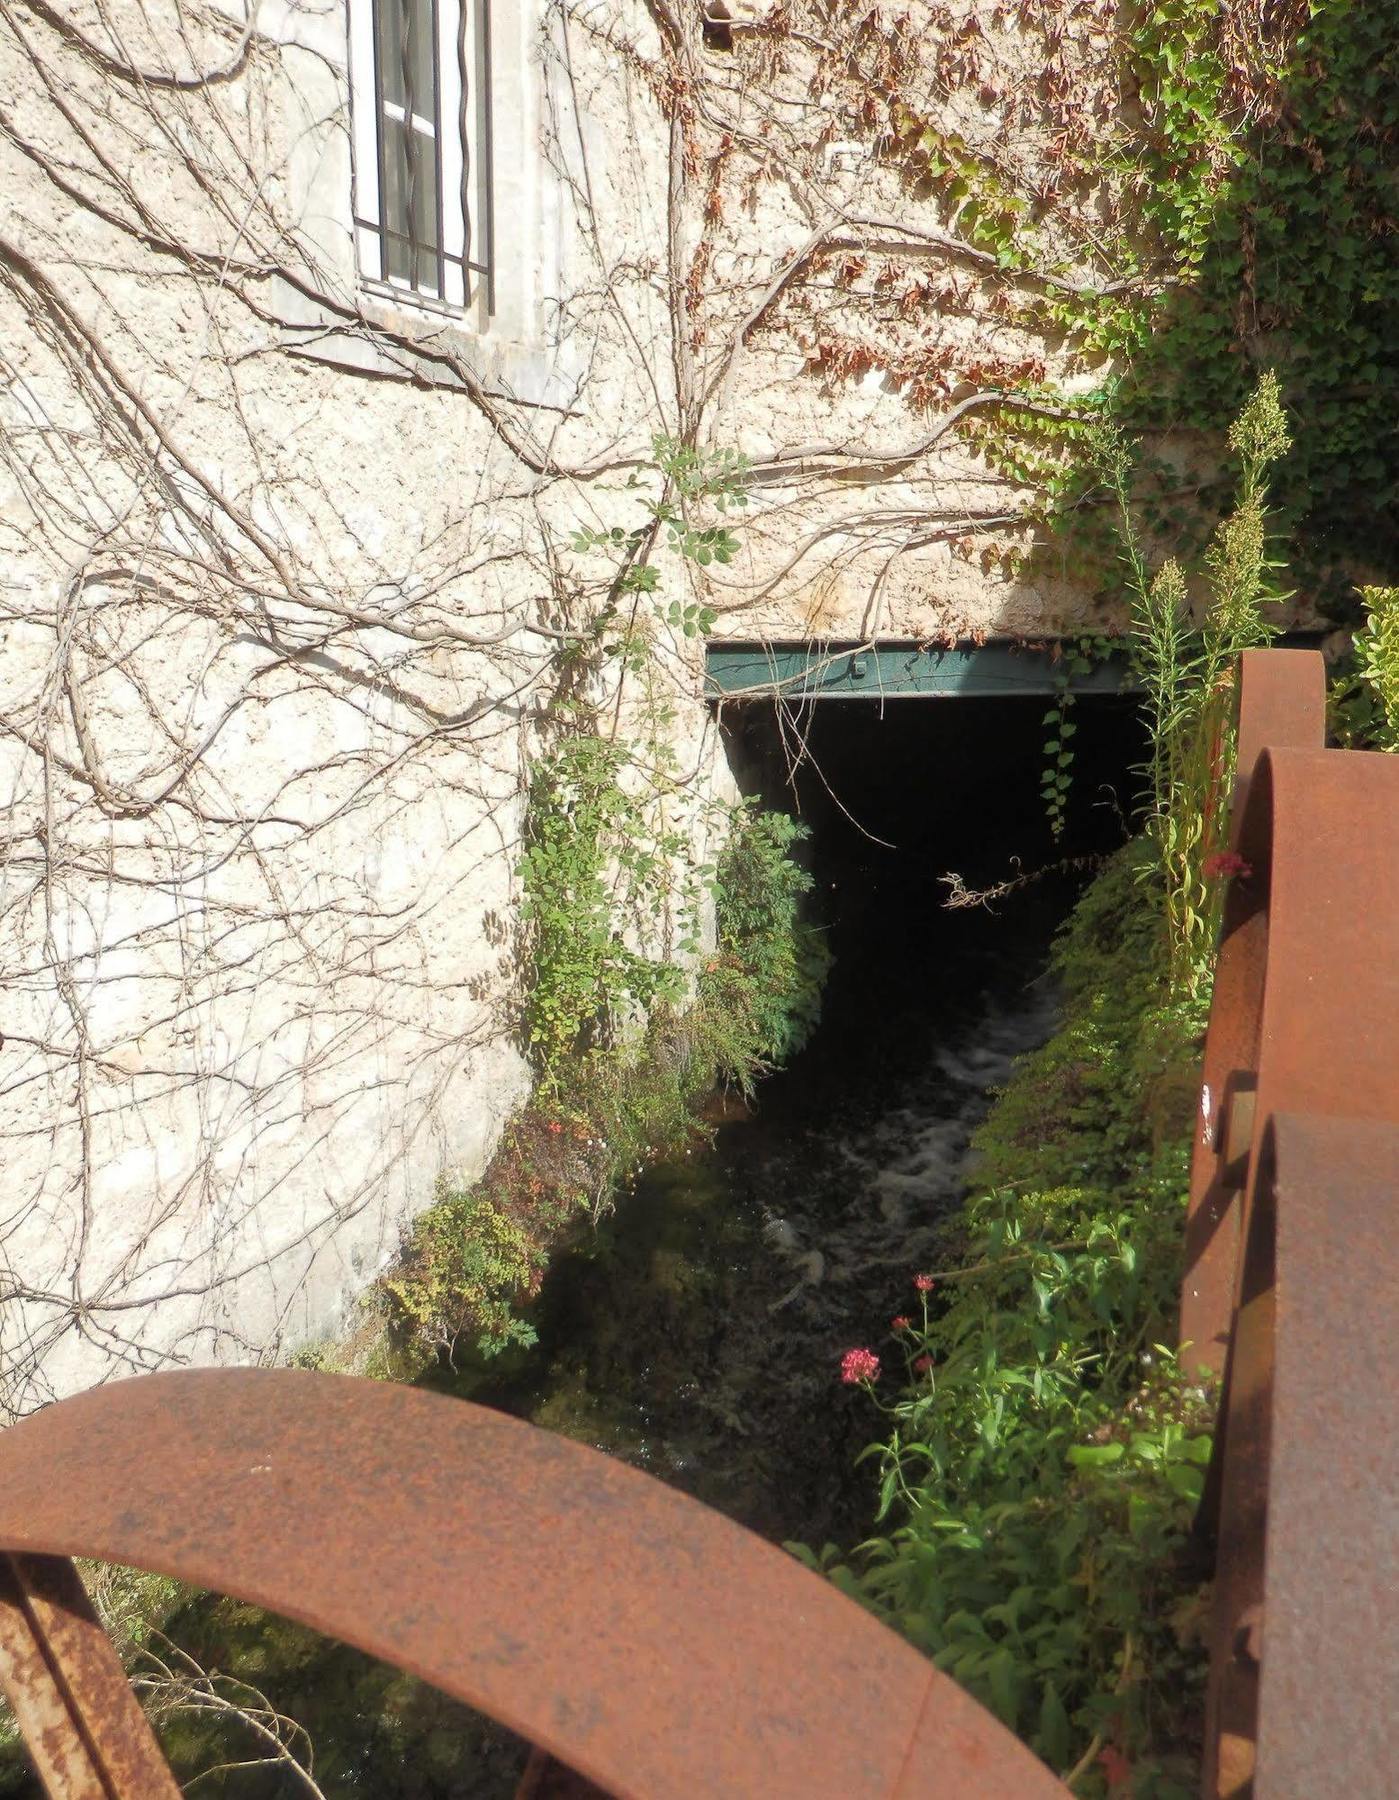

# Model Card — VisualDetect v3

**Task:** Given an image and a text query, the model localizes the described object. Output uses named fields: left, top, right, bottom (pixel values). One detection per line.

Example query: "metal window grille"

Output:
left=349, top=0, right=493, bottom=313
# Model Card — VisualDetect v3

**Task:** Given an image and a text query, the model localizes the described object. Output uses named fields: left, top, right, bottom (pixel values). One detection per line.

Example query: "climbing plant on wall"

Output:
left=1116, top=3, right=1399, bottom=614
left=708, top=1, right=1399, bottom=615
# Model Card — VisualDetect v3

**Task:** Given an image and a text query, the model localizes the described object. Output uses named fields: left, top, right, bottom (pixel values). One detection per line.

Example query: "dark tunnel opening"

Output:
left=719, top=692, right=1149, bottom=1115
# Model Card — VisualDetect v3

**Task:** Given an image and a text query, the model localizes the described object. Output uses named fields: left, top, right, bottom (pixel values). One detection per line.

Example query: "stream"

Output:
left=459, top=902, right=1064, bottom=1554
left=0, top=697, right=1142, bottom=1797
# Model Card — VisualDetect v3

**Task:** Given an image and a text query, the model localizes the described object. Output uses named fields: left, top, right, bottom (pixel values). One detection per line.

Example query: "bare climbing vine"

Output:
left=0, top=0, right=1302, bottom=1415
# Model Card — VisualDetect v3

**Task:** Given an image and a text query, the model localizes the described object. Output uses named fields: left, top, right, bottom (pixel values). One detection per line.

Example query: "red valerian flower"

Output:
left=891, top=1315, right=911, bottom=1332
left=840, top=1347, right=880, bottom=1384
left=913, top=1354, right=934, bottom=1374
left=1097, top=1745, right=1132, bottom=1789
left=1202, top=849, right=1253, bottom=881
left=913, top=1273, right=936, bottom=1292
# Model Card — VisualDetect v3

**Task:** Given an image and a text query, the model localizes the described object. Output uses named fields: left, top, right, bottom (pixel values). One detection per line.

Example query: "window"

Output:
left=348, top=0, right=493, bottom=312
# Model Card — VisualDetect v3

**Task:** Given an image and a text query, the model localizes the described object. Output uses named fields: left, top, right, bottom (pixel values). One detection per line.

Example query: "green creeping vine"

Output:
left=519, top=734, right=690, bottom=1087
left=385, top=759, right=828, bottom=1361
left=1119, top=3, right=1399, bottom=613
left=1039, top=634, right=1113, bottom=841
left=897, top=7, right=1399, bottom=613
left=571, top=432, right=747, bottom=620
left=699, top=799, right=831, bottom=1088
left=379, top=431, right=801, bottom=1363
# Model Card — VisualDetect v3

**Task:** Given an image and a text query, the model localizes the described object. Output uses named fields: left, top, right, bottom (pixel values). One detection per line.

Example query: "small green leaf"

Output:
left=1067, top=1442, right=1125, bottom=1468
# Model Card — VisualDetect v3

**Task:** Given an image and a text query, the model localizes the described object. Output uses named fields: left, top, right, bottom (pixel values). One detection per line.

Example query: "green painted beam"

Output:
left=704, top=641, right=1134, bottom=700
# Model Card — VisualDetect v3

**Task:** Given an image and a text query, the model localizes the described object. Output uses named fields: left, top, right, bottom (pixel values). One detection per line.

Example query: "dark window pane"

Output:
left=381, top=117, right=441, bottom=292
left=375, top=0, right=435, bottom=120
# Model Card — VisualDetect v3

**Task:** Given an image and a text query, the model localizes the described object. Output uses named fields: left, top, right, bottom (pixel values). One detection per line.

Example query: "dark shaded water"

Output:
left=462, top=696, right=1145, bottom=1551
left=0, top=696, right=1145, bottom=1796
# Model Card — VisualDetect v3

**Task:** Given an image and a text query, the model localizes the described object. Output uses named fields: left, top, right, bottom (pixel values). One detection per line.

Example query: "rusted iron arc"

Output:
left=0, top=1368, right=1068, bottom=1799
left=1205, top=1115, right=1399, bottom=1800
left=1180, top=649, right=1327, bottom=1377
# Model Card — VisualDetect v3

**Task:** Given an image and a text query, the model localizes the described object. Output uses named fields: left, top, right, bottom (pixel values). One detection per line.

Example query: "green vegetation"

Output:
left=1039, top=633, right=1113, bottom=842
left=570, top=431, right=747, bottom=611
left=381, top=417, right=832, bottom=1364
left=384, top=753, right=828, bottom=1362
left=1105, top=372, right=1291, bottom=996
left=519, top=733, right=689, bottom=1085
left=808, top=854, right=1210, bottom=1795
left=1119, top=3, right=1399, bottom=610
left=699, top=798, right=831, bottom=1085
left=908, top=7, right=1399, bottom=613
left=818, top=378, right=1303, bottom=1793
left=1333, top=584, right=1399, bottom=751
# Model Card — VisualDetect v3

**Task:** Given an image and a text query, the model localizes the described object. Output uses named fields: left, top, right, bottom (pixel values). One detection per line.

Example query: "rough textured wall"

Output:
left=1, top=0, right=1190, bottom=1412
left=0, top=0, right=746, bottom=1414
left=672, top=0, right=1136, bottom=644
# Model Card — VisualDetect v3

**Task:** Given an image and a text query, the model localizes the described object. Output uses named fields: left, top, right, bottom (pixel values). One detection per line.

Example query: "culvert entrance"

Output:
left=720, top=683, right=1147, bottom=1116
left=452, top=668, right=1148, bottom=1558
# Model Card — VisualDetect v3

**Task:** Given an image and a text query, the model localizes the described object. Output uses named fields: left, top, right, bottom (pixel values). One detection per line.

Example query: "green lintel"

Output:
left=704, top=641, right=1133, bottom=701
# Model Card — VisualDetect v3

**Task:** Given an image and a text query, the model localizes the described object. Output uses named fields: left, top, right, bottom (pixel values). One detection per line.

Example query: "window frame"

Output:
left=347, top=0, right=494, bottom=316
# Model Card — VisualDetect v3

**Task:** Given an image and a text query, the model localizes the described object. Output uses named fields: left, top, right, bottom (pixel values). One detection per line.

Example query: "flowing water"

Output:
left=463, top=907, right=1065, bottom=1552
left=458, top=694, right=1143, bottom=1558
left=0, top=698, right=1143, bottom=1796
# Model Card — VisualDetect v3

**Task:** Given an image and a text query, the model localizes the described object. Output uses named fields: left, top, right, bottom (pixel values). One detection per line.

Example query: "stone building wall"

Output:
left=0, top=0, right=1183, bottom=1411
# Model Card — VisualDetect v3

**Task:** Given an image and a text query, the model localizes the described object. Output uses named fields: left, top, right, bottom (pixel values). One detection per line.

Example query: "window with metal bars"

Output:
left=348, top=0, right=493, bottom=312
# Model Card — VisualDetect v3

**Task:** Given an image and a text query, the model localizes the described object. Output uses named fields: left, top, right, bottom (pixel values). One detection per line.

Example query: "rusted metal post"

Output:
left=1183, top=655, right=1399, bottom=1796
left=0, top=1553, right=180, bottom=1800
left=1180, top=650, right=1325, bottom=1378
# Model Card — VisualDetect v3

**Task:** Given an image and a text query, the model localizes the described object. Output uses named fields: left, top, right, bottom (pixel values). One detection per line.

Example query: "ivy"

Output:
left=570, top=433, right=748, bottom=607
left=519, top=735, right=689, bottom=1085
left=793, top=5, right=1399, bottom=612
left=699, top=800, right=831, bottom=1079
left=1116, top=3, right=1399, bottom=612
left=1039, top=633, right=1112, bottom=840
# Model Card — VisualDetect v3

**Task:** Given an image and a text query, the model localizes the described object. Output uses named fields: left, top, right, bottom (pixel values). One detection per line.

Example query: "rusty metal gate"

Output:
left=0, top=649, right=1394, bottom=1798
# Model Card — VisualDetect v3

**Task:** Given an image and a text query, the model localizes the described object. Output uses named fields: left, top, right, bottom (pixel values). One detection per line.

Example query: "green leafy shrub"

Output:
left=815, top=851, right=1211, bottom=1795
left=1333, top=584, right=1399, bottom=751
left=519, top=735, right=687, bottom=1084
left=700, top=800, right=831, bottom=1083
left=387, top=790, right=828, bottom=1361
left=385, top=1179, right=571, bottom=1358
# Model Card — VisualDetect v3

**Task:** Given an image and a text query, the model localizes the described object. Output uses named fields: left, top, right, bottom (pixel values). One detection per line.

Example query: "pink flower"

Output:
left=1098, top=1745, right=1132, bottom=1789
left=840, top=1347, right=880, bottom=1385
left=891, top=1315, right=911, bottom=1332
left=914, top=1273, right=936, bottom=1293
left=913, top=1354, right=934, bottom=1374
left=1202, top=850, right=1252, bottom=881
